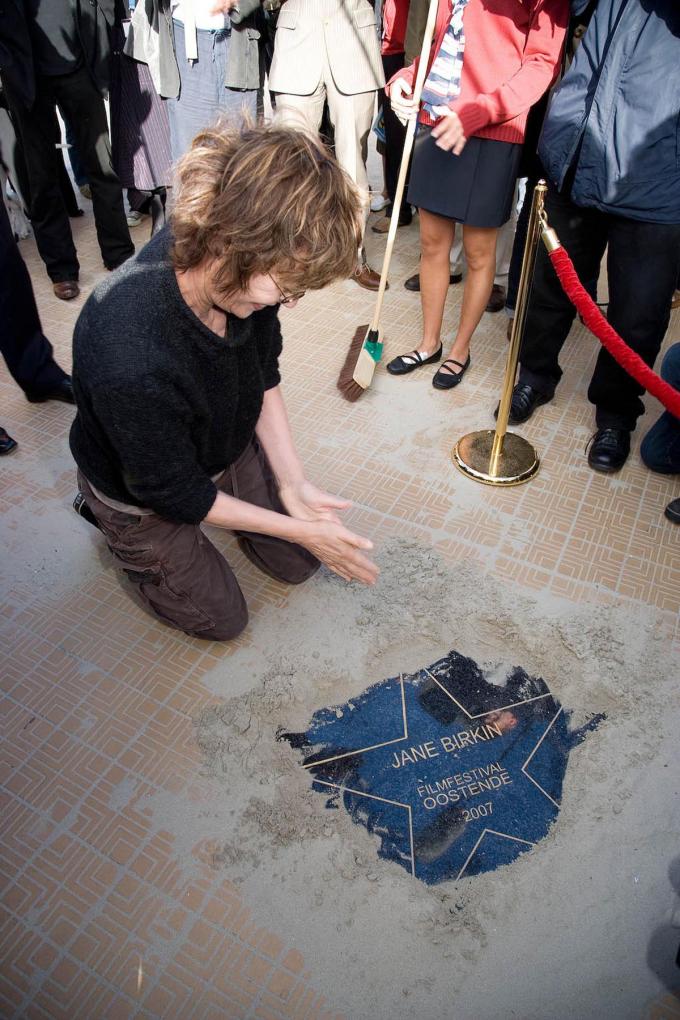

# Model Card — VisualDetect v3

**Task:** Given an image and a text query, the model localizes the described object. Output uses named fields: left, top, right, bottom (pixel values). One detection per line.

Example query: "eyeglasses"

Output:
left=268, top=274, right=306, bottom=306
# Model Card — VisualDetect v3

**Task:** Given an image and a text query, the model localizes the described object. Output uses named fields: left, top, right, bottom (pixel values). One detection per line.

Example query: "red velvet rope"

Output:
left=548, top=245, right=680, bottom=419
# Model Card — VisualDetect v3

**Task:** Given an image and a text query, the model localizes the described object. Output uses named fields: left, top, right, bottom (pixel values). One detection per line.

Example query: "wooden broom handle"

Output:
left=369, top=0, right=440, bottom=331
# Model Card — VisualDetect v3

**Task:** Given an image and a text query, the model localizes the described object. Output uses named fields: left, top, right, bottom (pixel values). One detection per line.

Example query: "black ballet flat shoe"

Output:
left=386, top=345, right=443, bottom=376
left=432, top=355, right=471, bottom=389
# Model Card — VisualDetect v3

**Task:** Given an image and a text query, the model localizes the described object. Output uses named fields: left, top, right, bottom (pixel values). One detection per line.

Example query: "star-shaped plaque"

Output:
left=281, top=651, right=601, bottom=884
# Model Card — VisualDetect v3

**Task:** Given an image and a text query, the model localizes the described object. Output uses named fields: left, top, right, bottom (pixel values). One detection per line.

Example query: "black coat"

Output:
left=0, top=0, right=36, bottom=108
left=0, top=0, right=116, bottom=109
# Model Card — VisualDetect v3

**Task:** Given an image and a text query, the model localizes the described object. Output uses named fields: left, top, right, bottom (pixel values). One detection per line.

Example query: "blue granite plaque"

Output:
left=281, top=651, right=603, bottom=884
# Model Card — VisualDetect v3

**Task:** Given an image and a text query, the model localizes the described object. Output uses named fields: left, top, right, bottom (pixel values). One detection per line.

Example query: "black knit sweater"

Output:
left=69, top=228, right=282, bottom=524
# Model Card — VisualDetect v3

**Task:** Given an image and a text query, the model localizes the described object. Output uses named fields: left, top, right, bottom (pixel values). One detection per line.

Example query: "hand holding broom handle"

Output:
left=368, top=0, right=440, bottom=332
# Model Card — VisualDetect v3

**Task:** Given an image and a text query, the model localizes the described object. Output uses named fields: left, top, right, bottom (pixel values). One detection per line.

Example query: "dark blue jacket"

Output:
left=539, top=0, right=680, bottom=223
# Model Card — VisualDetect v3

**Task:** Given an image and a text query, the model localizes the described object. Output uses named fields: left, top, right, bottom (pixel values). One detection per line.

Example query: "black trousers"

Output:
left=518, top=181, right=680, bottom=430
left=381, top=51, right=411, bottom=219
left=0, top=200, right=67, bottom=393
left=5, top=67, right=133, bottom=282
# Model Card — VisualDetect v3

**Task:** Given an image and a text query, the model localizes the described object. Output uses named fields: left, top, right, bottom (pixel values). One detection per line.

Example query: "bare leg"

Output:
left=444, top=224, right=497, bottom=367
left=420, top=208, right=457, bottom=355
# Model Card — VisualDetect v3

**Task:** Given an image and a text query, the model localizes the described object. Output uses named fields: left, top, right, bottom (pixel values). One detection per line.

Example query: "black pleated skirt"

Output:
left=408, top=125, right=522, bottom=228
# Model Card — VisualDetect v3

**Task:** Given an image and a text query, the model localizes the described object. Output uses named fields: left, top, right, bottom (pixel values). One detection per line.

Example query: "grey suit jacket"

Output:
left=269, top=0, right=384, bottom=96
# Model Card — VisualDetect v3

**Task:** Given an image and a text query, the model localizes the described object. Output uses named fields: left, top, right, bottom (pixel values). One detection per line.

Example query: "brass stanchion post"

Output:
left=452, top=181, right=548, bottom=485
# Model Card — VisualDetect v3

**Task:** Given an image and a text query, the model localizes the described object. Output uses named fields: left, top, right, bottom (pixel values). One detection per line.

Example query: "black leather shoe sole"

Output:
left=587, top=455, right=628, bottom=474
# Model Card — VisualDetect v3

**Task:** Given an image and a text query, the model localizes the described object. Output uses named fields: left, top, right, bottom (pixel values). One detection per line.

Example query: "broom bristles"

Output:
left=336, top=324, right=370, bottom=402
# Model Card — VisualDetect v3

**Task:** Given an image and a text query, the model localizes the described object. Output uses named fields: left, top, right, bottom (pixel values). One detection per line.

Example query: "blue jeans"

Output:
left=640, top=344, right=680, bottom=474
left=167, top=20, right=258, bottom=163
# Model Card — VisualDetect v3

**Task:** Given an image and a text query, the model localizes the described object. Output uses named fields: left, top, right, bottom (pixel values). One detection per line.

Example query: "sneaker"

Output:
left=126, top=209, right=145, bottom=228
left=370, top=192, right=388, bottom=212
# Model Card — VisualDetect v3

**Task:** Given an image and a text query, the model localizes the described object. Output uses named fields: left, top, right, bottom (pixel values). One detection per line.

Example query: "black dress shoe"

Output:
left=404, top=271, right=463, bottom=293
left=0, top=427, right=18, bottom=455
left=386, top=345, right=443, bottom=375
left=25, top=378, right=75, bottom=405
left=586, top=428, right=631, bottom=473
left=665, top=497, right=680, bottom=523
left=432, top=355, right=471, bottom=389
left=495, top=382, right=551, bottom=424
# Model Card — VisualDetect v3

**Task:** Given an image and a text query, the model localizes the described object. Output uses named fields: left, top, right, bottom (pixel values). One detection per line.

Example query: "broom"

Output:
left=337, top=0, right=440, bottom=401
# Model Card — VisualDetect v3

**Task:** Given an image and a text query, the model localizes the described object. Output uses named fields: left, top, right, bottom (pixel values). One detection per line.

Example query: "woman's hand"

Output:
left=431, top=106, right=468, bottom=155
left=302, top=520, right=379, bottom=586
left=390, top=78, right=419, bottom=125
left=279, top=480, right=351, bottom=525
left=279, top=480, right=378, bottom=584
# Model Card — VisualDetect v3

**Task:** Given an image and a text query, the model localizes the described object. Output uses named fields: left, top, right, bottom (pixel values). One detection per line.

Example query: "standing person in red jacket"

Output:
left=385, top=0, right=568, bottom=390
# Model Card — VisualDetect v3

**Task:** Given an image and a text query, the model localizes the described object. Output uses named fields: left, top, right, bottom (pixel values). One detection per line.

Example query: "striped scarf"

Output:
left=420, top=0, right=471, bottom=117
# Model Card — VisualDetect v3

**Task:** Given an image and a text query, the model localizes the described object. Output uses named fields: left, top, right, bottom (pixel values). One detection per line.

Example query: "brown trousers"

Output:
left=78, top=440, right=319, bottom=640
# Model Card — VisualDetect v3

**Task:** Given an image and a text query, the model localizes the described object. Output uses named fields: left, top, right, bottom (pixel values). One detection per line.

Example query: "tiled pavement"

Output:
left=1, top=185, right=678, bottom=1020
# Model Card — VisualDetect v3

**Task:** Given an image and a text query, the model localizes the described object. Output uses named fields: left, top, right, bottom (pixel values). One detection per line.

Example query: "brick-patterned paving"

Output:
left=1, top=181, right=678, bottom=1019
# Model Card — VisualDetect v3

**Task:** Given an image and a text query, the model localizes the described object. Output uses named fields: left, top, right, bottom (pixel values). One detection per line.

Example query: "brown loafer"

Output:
left=371, top=210, right=412, bottom=234
left=485, top=284, right=506, bottom=313
left=53, top=280, right=80, bottom=301
left=404, top=271, right=462, bottom=292
left=353, top=262, right=387, bottom=292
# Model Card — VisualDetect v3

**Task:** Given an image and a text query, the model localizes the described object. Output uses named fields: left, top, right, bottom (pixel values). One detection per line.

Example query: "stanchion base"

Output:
left=452, top=430, right=539, bottom=486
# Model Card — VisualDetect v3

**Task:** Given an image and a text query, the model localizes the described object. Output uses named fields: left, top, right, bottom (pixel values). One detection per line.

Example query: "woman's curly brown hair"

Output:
left=170, top=121, right=362, bottom=295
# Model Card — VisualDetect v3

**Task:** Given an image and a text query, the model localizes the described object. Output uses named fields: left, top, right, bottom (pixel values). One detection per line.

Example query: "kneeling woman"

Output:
left=386, top=0, right=568, bottom=388
left=70, top=125, right=378, bottom=641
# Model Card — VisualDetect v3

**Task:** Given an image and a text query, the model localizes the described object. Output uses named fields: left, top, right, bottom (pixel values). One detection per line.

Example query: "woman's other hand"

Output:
left=303, top=520, right=379, bottom=585
left=390, top=78, right=419, bottom=125
left=279, top=479, right=351, bottom=525
left=280, top=482, right=377, bottom=584
left=431, top=106, right=468, bottom=155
